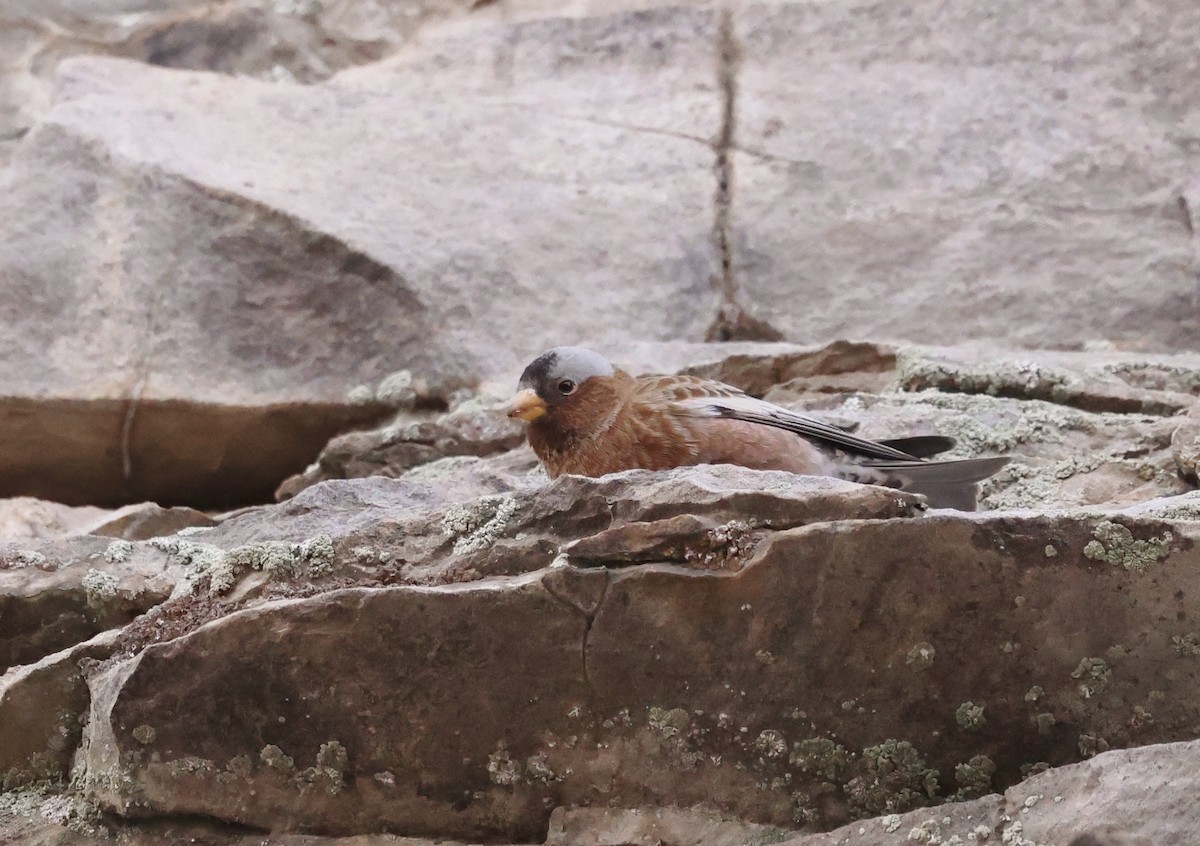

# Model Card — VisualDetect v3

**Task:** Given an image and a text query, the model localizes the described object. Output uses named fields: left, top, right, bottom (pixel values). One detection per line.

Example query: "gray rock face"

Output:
left=4, top=0, right=1200, bottom=843
left=0, top=3, right=725, bottom=506
left=731, top=0, right=1200, bottom=351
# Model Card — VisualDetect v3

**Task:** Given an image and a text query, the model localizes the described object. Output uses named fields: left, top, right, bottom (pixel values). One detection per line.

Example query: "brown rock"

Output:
left=0, top=537, right=175, bottom=673
left=75, top=502, right=1200, bottom=838
left=545, top=805, right=788, bottom=846
left=0, top=629, right=120, bottom=787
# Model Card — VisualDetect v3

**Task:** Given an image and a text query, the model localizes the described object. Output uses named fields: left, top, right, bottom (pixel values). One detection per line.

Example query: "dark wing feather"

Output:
left=664, top=389, right=922, bottom=462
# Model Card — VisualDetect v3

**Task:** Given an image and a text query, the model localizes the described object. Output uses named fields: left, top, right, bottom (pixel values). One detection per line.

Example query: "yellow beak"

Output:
left=507, top=388, right=548, bottom=421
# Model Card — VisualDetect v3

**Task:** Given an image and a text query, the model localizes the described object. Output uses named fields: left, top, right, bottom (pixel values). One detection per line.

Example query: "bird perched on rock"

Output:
left=507, top=346, right=1009, bottom=510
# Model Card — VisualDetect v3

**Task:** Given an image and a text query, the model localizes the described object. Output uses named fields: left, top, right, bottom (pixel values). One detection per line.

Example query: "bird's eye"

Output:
left=557, top=379, right=577, bottom=395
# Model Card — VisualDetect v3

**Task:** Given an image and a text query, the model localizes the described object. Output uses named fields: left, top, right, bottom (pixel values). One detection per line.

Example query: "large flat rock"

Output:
left=0, top=4, right=724, bottom=506
left=77, top=502, right=1200, bottom=838
left=731, top=0, right=1200, bottom=350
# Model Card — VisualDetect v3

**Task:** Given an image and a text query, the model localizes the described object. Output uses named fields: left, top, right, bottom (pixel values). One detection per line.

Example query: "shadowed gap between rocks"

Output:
left=0, top=397, right=391, bottom=509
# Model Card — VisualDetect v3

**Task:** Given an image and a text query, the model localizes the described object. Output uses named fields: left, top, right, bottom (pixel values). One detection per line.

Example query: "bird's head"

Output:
left=507, top=346, right=617, bottom=425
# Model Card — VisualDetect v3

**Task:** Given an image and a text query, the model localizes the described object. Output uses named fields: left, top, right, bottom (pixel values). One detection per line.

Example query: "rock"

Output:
left=0, top=499, right=114, bottom=542
left=75, top=496, right=1200, bottom=838
left=0, top=0, right=488, bottom=168
left=750, top=345, right=1198, bottom=510
left=1006, top=739, right=1200, bottom=846
left=0, top=630, right=121, bottom=787
left=0, top=537, right=175, bottom=673
left=0, top=2, right=726, bottom=506
left=777, top=793, right=1003, bottom=845
left=545, top=805, right=789, bottom=846
left=276, top=395, right=526, bottom=500
left=85, top=504, right=216, bottom=541
left=120, top=465, right=920, bottom=636
left=731, top=0, right=1200, bottom=350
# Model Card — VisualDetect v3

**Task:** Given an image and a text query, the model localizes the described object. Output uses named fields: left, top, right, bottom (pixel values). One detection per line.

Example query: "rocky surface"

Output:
left=5, top=0, right=1200, bottom=843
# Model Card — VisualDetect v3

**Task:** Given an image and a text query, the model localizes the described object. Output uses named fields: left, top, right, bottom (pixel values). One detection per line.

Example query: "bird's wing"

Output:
left=667, top=388, right=922, bottom=462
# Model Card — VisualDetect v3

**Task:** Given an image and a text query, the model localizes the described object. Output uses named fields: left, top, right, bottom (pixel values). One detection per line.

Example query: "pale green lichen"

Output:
left=442, top=495, right=521, bottom=555
left=131, top=725, right=156, bottom=745
left=156, top=533, right=339, bottom=596
left=1043, top=544, right=1057, bottom=558
left=1024, top=685, right=1044, bottom=703
left=790, top=737, right=852, bottom=782
left=524, top=752, right=558, bottom=783
left=0, top=784, right=107, bottom=838
left=260, top=745, right=295, bottom=772
left=846, top=739, right=939, bottom=816
left=1071, top=657, right=1112, bottom=698
left=1172, top=632, right=1200, bottom=658
left=1128, top=492, right=1200, bottom=521
left=103, top=540, right=133, bottom=564
left=952, top=755, right=996, bottom=800
left=167, top=757, right=215, bottom=777
left=906, top=642, right=936, bottom=670
left=755, top=730, right=788, bottom=759
left=375, top=370, right=417, bottom=408
left=225, top=755, right=254, bottom=777
left=955, top=701, right=986, bottom=731
left=1083, top=521, right=1172, bottom=572
left=297, top=741, right=348, bottom=795
left=486, top=744, right=520, bottom=786
left=81, top=569, right=119, bottom=605
left=1077, top=734, right=1109, bottom=757
left=648, top=707, right=690, bottom=739
left=1030, top=713, right=1056, bottom=735
left=14, top=549, right=48, bottom=568
left=895, top=350, right=1080, bottom=400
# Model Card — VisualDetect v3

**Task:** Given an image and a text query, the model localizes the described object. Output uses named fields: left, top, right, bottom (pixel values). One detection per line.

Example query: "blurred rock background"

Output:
left=3, top=1, right=1200, bottom=844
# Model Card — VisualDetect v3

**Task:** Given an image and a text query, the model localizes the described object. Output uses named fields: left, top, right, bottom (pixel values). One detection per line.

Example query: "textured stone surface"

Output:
left=0, top=537, right=175, bottom=674
left=731, top=0, right=1200, bottom=350
left=0, top=3, right=724, bottom=506
left=73, top=492, right=1200, bottom=838
left=0, top=630, right=120, bottom=787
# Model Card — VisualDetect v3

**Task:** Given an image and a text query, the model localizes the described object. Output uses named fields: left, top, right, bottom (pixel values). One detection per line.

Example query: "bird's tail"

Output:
left=839, top=456, right=1010, bottom=511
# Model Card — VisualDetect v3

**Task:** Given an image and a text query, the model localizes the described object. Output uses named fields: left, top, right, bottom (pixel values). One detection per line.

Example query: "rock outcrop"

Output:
left=5, top=0, right=1200, bottom=844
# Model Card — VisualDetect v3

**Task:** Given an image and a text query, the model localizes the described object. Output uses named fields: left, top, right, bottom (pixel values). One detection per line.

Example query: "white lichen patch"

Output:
left=955, top=701, right=986, bottom=731
left=648, top=706, right=690, bottom=739
left=441, top=495, right=521, bottom=555
left=896, top=350, right=1082, bottom=402
left=524, top=752, right=559, bottom=783
left=375, top=370, right=417, bottom=408
left=156, top=533, right=339, bottom=596
left=103, top=540, right=133, bottom=564
left=81, top=569, right=119, bottom=604
left=13, top=549, right=48, bottom=569
left=0, top=786, right=107, bottom=838
left=260, top=745, right=295, bottom=772
left=1071, top=657, right=1112, bottom=698
left=131, top=725, right=156, bottom=745
left=755, top=729, right=788, bottom=759
left=906, top=641, right=936, bottom=670
left=486, top=744, right=520, bottom=786
left=1083, top=521, right=1173, bottom=572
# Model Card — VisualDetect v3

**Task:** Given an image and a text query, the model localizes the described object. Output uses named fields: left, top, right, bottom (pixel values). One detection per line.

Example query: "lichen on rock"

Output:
left=1082, top=521, right=1173, bottom=572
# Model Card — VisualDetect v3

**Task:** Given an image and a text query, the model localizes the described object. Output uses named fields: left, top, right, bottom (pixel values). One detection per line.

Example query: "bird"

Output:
left=507, top=346, right=1009, bottom=510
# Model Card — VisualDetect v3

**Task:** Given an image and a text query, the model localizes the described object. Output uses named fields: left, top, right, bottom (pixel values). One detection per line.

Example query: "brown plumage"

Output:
left=508, top=346, right=1009, bottom=510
